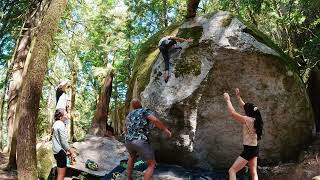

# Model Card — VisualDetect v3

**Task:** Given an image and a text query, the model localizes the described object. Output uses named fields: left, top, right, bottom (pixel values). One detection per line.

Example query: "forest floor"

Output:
left=0, top=138, right=319, bottom=180
left=0, top=153, right=17, bottom=180
left=259, top=137, right=320, bottom=180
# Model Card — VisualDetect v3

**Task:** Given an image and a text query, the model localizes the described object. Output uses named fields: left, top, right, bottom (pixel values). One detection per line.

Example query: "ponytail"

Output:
left=244, top=103, right=263, bottom=140
left=253, top=110, right=263, bottom=140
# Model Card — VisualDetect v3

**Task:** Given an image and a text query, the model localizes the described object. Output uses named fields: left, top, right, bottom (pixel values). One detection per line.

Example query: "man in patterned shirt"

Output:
left=125, top=99, right=172, bottom=180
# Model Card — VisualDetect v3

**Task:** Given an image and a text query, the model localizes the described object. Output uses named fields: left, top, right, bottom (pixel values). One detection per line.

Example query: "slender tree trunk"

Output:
left=162, top=0, right=168, bottom=27
left=6, top=21, right=32, bottom=169
left=247, top=8, right=258, bottom=27
left=47, top=85, right=55, bottom=134
left=113, top=76, right=118, bottom=135
left=186, top=0, right=200, bottom=18
left=91, top=69, right=113, bottom=136
left=15, top=0, right=67, bottom=179
left=70, top=56, right=78, bottom=142
left=0, top=70, right=9, bottom=150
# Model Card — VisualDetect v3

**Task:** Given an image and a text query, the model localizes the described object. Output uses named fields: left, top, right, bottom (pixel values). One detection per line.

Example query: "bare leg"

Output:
left=144, top=159, right=156, bottom=180
left=56, top=167, right=66, bottom=180
left=248, top=157, right=258, bottom=180
left=229, top=156, right=248, bottom=180
left=127, top=154, right=136, bottom=180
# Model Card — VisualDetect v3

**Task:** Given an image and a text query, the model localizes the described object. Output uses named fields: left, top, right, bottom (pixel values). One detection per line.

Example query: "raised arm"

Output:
left=223, top=93, right=246, bottom=124
left=169, top=36, right=193, bottom=43
left=235, top=88, right=245, bottom=108
left=147, top=115, right=172, bottom=138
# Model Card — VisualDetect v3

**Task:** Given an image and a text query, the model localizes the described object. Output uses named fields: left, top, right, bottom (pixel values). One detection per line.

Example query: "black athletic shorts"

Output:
left=240, top=145, right=259, bottom=161
left=54, top=150, right=67, bottom=168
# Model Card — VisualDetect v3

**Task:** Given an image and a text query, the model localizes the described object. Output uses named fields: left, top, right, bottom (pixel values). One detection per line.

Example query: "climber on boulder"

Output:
left=124, top=99, right=172, bottom=180
left=158, top=36, right=193, bottom=82
left=223, top=88, right=263, bottom=180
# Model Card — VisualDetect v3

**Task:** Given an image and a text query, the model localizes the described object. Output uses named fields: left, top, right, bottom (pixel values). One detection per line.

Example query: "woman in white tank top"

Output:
left=223, top=88, right=263, bottom=180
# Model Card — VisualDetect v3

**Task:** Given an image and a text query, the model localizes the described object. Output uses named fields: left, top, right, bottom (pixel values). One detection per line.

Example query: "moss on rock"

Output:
left=130, top=22, right=183, bottom=95
left=239, top=19, right=298, bottom=72
left=221, top=14, right=234, bottom=27
left=176, top=26, right=203, bottom=47
left=37, top=145, right=53, bottom=180
left=175, top=48, right=202, bottom=77
left=174, top=26, right=204, bottom=77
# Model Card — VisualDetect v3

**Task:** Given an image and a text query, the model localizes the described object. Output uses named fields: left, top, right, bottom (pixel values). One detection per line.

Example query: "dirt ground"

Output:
left=0, top=138, right=319, bottom=180
left=259, top=137, right=320, bottom=180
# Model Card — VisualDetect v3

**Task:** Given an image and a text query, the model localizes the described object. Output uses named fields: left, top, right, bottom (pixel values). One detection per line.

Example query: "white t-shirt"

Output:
left=56, top=93, right=69, bottom=110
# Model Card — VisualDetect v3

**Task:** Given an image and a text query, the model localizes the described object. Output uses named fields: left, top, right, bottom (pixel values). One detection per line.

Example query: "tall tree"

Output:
left=6, top=19, right=34, bottom=169
left=6, top=0, right=52, bottom=169
left=186, top=0, right=201, bottom=18
left=15, top=0, right=67, bottom=179
left=90, top=66, right=114, bottom=136
left=70, top=54, right=79, bottom=141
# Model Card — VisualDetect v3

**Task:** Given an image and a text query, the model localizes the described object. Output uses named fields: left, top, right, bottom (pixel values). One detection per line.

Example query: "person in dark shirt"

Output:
left=158, top=36, right=193, bottom=82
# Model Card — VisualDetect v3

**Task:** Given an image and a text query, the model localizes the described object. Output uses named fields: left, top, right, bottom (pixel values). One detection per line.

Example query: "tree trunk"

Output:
left=186, top=0, right=200, bottom=18
left=162, top=0, right=168, bottom=27
left=91, top=69, right=113, bottom=136
left=308, top=67, right=320, bottom=133
left=70, top=56, right=78, bottom=142
left=6, top=0, right=49, bottom=168
left=47, top=85, right=55, bottom=134
left=15, top=0, right=67, bottom=179
left=0, top=68, right=10, bottom=150
left=6, top=21, right=32, bottom=169
left=113, top=76, right=118, bottom=135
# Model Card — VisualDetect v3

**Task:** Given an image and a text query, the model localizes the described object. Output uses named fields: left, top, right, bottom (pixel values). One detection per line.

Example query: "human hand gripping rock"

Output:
left=186, top=38, right=193, bottom=43
left=163, top=128, right=172, bottom=138
left=223, top=92, right=230, bottom=101
left=235, top=88, right=240, bottom=97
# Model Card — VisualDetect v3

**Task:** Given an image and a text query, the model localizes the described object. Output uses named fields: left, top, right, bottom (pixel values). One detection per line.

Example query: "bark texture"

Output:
left=91, top=69, right=113, bottom=136
left=15, top=0, right=67, bottom=179
left=186, top=0, right=200, bottom=18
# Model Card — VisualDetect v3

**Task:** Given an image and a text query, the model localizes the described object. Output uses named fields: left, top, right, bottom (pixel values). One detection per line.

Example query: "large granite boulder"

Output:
left=127, top=11, right=314, bottom=169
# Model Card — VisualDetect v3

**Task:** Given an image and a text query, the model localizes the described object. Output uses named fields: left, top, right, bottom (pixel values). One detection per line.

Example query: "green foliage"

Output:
left=37, top=95, right=50, bottom=137
left=0, top=0, right=31, bottom=63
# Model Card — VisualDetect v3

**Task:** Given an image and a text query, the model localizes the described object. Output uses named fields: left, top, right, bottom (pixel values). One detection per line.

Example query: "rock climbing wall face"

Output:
left=194, top=49, right=313, bottom=168
left=139, top=12, right=313, bottom=169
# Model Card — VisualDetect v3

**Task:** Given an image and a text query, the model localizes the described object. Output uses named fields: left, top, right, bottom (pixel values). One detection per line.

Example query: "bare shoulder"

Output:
left=244, top=116, right=255, bottom=124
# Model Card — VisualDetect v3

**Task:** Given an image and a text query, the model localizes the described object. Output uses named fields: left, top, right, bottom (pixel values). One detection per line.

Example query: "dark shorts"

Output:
left=240, top=145, right=259, bottom=161
left=54, top=150, right=67, bottom=168
left=125, top=140, right=155, bottom=161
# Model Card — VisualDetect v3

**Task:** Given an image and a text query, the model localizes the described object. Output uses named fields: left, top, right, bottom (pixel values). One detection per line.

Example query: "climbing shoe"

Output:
left=85, top=159, right=98, bottom=171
